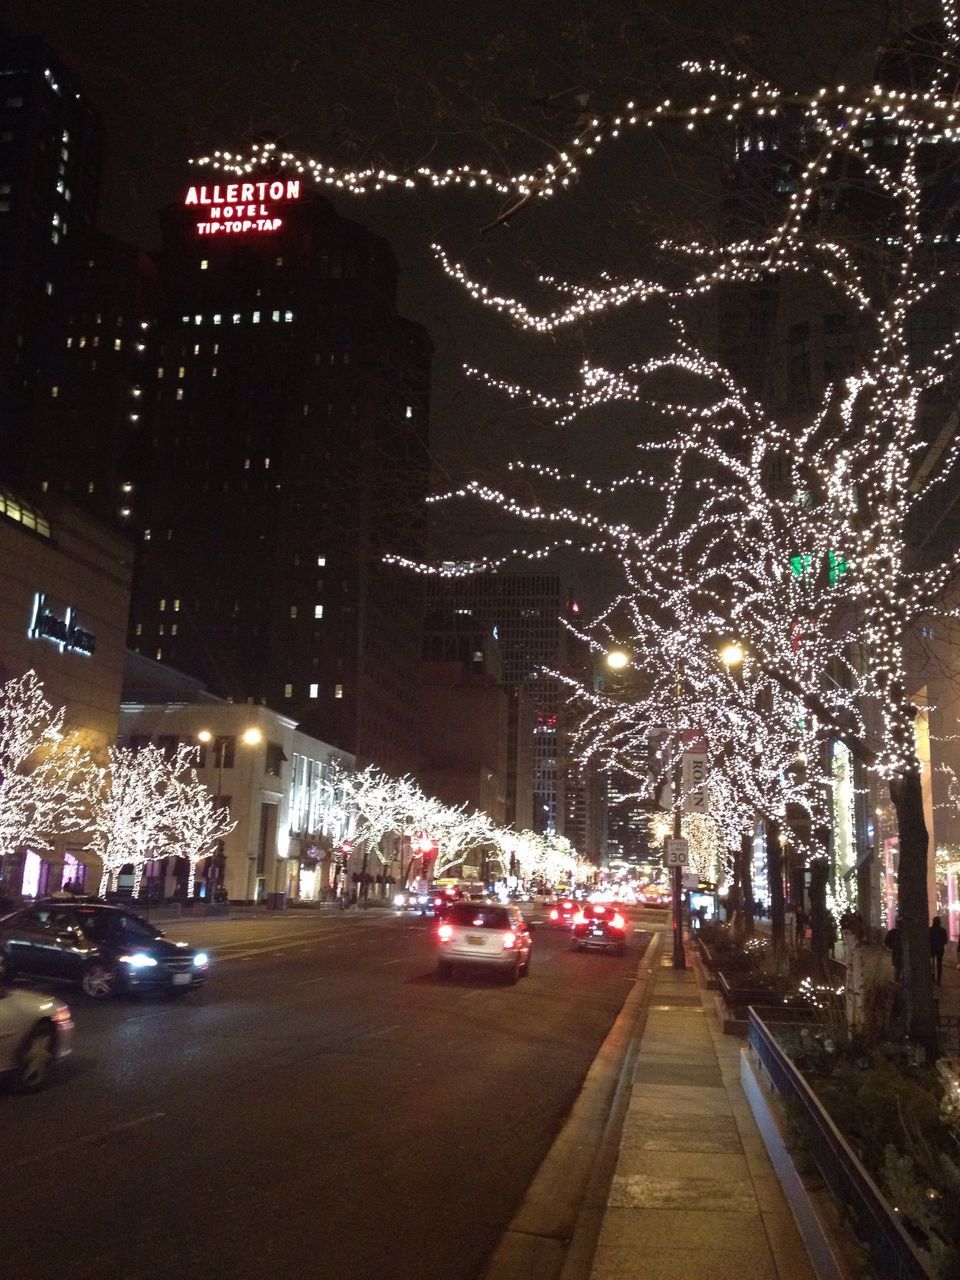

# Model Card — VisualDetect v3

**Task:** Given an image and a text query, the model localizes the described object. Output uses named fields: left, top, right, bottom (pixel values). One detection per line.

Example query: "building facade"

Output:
left=119, top=659, right=355, bottom=904
left=0, top=30, right=101, bottom=481
left=0, top=487, right=133, bottom=899
left=129, top=176, right=432, bottom=777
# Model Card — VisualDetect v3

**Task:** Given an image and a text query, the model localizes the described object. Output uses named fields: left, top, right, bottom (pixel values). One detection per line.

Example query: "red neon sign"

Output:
left=184, top=179, right=302, bottom=237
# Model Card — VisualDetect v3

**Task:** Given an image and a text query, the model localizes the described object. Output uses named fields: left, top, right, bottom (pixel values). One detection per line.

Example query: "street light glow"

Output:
left=241, top=727, right=263, bottom=746
left=719, top=642, right=744, bottom=668
left=606, top=649, right=630, bottom=671
left=197, top=729, right=213, bottom=743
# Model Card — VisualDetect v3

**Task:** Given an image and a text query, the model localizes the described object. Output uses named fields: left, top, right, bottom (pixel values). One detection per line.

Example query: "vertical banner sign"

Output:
left=682, top=753, right=709, bottom=814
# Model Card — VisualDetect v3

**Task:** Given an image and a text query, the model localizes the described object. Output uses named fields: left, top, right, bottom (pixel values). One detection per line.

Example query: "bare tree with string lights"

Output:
left=196, top=3, right=960, bottom=1053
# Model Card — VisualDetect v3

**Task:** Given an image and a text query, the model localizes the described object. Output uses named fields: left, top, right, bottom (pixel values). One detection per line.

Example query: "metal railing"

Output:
left=748, top=1009, right=932, bottom=1280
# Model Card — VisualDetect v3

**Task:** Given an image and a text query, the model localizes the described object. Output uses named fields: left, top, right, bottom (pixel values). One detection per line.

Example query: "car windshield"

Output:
left=74, top=910, right=159, bottom=943
left=447, top=904, right=511, bottom=930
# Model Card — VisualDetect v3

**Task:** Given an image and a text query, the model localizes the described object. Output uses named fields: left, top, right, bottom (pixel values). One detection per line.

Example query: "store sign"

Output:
left=184, top=178, right=302, bottom=237
left=28, top=593, right=96, bottom=656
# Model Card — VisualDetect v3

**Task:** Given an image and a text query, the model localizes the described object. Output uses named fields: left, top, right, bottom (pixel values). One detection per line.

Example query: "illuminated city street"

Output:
left=1, top=909, right=649, bottom=1280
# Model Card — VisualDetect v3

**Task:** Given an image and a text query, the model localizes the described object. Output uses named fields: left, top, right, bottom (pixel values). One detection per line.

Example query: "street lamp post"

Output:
left=196, top=725, right=263, bottom=902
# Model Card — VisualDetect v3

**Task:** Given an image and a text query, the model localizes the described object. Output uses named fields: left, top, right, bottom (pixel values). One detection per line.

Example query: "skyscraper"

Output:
left=0, top=30, right=101, bottom=476
left=130, top=173, right=432, bottom=775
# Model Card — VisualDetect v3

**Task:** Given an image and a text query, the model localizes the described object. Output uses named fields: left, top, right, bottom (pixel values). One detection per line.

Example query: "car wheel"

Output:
left=520, top=952, right=531, bottom=977
left=15, top=1022, right=55, bottom=1092
left=81, top=961, right=116, bottom=999
left=437, top=960, right=452, bottom=980
left=505, top=957, right=520, bottom=985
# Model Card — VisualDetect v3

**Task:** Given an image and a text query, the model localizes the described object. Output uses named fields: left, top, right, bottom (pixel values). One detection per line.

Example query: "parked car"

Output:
left=0, top=903, right=209, bottom=999
left=572, top=903, right=628, bottom=955
left=0, top=985, right=73, bottom=1091
left=436, top=902, right=533, bottom=983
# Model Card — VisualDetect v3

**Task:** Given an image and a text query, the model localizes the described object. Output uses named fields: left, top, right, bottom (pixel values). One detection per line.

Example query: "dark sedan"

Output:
left=0, top=903, right=209, bottom=999
left=572, top=904, right=628, bottom=955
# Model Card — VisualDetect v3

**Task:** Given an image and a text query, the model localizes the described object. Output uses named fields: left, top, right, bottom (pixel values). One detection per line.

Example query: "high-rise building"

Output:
left=129, top=174, right=432, bottom=776
left=24, top=232, right=159, bottom=525
left=0, top=31, right=101, bottom=477
left=426, top=572, right=603, bottom=850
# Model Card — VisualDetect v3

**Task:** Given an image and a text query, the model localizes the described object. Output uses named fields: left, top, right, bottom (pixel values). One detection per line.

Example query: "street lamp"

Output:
left=196, top=726, right=263, bottom=901
left=605, top=649, right=631, bottom=672
left=719, top=641, right=745, bottom=671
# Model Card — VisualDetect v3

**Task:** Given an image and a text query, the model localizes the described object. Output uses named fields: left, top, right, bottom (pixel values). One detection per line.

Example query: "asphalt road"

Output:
left=1, top=905, right=654, bottom=1280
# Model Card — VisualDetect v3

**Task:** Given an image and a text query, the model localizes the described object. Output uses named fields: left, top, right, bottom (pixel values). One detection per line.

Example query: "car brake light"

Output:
left=549, top=909, right=559, bottom=920
left=612, top=913, right=626, bottom=930
left=562, top=901, right=573, bottom=910
left=438, top=924, right=453, bottom=942
left=502, top=931, right=516, bottom=949
left=594, top=905, right=606, bottom=914
left=52, top=1005, right=72, bottom=1024
left=573, top=911, right=587, bottom=925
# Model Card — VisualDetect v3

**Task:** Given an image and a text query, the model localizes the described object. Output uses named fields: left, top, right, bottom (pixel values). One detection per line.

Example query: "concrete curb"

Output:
left=480, top=930, right=662, bottom=1280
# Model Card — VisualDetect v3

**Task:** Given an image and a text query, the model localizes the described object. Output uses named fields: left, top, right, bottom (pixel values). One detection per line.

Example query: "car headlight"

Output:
left=119, top=953, right=158, bottom=968
left=193, top=952, right=209, bottom=968
left=393, top=894, right=406, bottom=906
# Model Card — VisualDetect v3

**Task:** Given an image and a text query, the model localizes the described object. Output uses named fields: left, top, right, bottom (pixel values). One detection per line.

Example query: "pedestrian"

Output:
left=795, top=906, right=808, bottom=947
left=930, top=915, right=949, bottom=986
left=884, top=915, right=903, bottom=982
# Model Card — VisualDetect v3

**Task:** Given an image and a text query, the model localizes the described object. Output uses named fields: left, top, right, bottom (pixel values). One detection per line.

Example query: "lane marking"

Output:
left=381, top=958, right=403, bottom=966
left=7, top=1111, right=166, bottom=1172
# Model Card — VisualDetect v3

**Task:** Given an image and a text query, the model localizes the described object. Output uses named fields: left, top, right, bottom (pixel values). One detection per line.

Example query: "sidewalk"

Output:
left=587, top=943, right=815, bottom=1280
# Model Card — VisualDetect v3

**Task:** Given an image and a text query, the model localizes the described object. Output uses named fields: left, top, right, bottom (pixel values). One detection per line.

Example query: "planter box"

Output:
left=716, top=971, right=804, bottom=1034
left=746, top=1008, right=932, bottom=1280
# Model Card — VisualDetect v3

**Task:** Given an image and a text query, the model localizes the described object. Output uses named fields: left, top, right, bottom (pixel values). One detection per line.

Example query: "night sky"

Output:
left=2, top=0, right=937, bottom=599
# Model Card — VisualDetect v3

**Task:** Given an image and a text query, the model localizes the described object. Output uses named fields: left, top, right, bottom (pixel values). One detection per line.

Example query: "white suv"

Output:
left=436, top=902, right=533, bottom=984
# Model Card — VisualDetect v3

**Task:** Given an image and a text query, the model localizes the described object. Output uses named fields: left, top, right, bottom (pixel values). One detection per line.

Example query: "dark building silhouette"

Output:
left=0, top=31, right=101, bottom=477
left=129, top=177, right=432, bottom=775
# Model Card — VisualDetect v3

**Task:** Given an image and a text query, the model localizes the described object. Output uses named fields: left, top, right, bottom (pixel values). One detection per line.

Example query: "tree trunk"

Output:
left=809, top=857, right=829, bottom=972
left=890, top=767, right=937, bottom=1060
left=740, top=831, right=755, bottom=939
left=765, top=817, right=786, bottom=963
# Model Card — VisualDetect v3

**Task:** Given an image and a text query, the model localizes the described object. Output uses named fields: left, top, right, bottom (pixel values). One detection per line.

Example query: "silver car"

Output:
left=436, top=902, right=533, bottom=984
left=0, top=985, right=74, bottom=1091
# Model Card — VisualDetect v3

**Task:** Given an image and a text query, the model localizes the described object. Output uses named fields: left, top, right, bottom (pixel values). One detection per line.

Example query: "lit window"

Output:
left=66, top=337, right=73, bottom=348
left=213, top=314, right=222, bottom=326
left=178, top=367, right=185, bottom=378
left=193, top=344, right=200, bottom=355
left=114, top=338, right=122, bottom=351
left=159, top=599, right=166, bottom=612
left=143, top=529, right=151, bottom=541
left=131, top=386, right=142, bottom=397
left=244, top=458, right=251, bottom=470
left=135, top=623, right=142, bottom=636
left=289, top=605, right=298, bottom=619
left=284, top=683, right=293, bottom=698
left=200, top=259, right=209, bottom=270
left=211, top=367, right=218, bottom=378
left=157, top=367, right=164, bottom=378
left=87, top=482, right=95, bottom=494
left=264, top=457, right=270, bottom=469
left=275, top=257, right=283, bottom=266
left=232, top=314, right=241, bottom=324
left=252, top=311, right=260, bottom=324
left=405, top=405, right=413, bottom=419
left=171, top=624, right=178, bottom=636
left=334, top=684, right=343, bottom=699
left=45, top=282, right=53, bottom=296
left=309, top=683, right=319, bottom=698
left=272, top=310, right=280, bottom=322
left=317, top=555, right=326, bottom=567
left=314, top=605, right=323, bottom=619
left=176, top=389, right=184, bottom=401
left=194, top=315, right=202, bottom=325
left=50, top=385, right=59, bottom=398
left=173, top=599, right=180, bottom=612
left=158, top=624, right=165, bottom=636
left=284, top=310, right=293, bottom=322
left=129, top=413, right=140, bottom=422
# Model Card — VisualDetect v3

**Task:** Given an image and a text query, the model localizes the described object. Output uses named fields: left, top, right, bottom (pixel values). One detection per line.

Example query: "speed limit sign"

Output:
left=664, top=838, right=689, bottom=868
